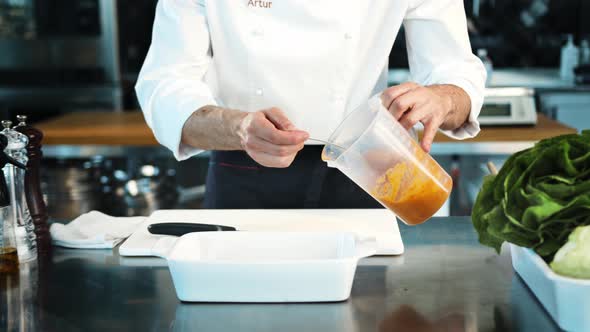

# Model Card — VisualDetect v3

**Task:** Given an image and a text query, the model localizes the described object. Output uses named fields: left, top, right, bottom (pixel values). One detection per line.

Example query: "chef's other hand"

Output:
left=237, top=107, right=309, bottom=168
left=381, top=82, right=471, bottom=153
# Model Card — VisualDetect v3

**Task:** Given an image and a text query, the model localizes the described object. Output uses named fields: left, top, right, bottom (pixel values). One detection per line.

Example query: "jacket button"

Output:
left=344, top=33, right=353, bottom=40
left=255, top=88, right=264, bottom=96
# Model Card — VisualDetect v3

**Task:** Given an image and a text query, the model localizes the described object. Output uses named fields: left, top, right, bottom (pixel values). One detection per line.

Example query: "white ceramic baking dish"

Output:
left=510, top=244, right=590, bottom=332
left=153, top=231, right=377, bottom=303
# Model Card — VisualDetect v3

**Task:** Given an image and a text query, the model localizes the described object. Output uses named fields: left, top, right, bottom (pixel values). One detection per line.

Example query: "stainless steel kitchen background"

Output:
left=0, top=0, right=589, bottom=219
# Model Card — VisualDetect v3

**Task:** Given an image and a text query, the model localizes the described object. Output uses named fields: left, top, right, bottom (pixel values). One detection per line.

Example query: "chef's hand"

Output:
left=181, top=106, right=307, bottom=167
left=381, top=82, right=471, bottom=153
left=237, top=107, right=309, bottom=168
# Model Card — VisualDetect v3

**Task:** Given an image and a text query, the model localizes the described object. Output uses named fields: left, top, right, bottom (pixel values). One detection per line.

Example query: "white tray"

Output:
left=154, top=231, right=376, bottom=303
left=119, top=209, right=404, bottom=257
left=510, top=244, right=590, bottom=332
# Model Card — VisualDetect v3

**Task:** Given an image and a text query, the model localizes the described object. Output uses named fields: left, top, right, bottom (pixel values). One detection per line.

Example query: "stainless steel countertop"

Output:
left=1, top=217, right=561, bottom=332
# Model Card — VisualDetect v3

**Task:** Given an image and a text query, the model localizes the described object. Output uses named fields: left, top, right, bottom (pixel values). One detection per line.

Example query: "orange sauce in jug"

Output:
left=371, top=148, right=452, bottom=225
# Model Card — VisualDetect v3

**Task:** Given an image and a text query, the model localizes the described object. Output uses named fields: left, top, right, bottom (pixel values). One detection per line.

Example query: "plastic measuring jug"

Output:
left=321, top=96, right=453, bottom=225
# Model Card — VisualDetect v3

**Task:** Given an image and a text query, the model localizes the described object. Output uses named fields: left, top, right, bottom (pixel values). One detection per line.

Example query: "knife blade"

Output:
left=148, top=222, right=237, bottom=236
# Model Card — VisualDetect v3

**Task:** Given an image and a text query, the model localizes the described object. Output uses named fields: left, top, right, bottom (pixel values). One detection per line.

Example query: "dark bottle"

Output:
left=14, top=115, right=51, bottom=253
left=0, top=135, right=26, bottom=273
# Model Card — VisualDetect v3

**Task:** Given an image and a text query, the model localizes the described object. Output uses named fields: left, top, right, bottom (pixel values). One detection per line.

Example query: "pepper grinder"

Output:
left=14, top=115, right=51, bottom=253
left=2, top=120, right=38, bottom=262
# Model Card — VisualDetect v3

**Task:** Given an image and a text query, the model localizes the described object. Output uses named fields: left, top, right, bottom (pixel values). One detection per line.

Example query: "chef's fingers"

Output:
left=398, top=103, right=431, bottom=131
left=245, top=136, right=305, bottom=157
left=387, top=88, right=423, bottom=121
left=252, top=109, right=309, bottom=144
left=254, top=116, right=309, bottom=145
left=248, top=150, right=296, bottom=168
left=263, top=107, right=296, bottom=130
left=420, top=117, right=441, bottom=153
left=381, top=82, right=419, bottom=110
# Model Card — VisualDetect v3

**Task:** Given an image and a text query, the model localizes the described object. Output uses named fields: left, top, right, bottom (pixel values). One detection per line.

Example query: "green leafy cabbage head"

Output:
left=472, top=130, right=590, bottom=259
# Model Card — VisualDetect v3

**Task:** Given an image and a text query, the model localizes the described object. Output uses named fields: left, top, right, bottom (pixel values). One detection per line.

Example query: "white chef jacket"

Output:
left=136, top=0, right=486, bottom=161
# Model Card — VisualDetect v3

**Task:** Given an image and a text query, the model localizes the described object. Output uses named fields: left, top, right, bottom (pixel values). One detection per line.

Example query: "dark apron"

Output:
left=203, top=146, right=382, bottom=209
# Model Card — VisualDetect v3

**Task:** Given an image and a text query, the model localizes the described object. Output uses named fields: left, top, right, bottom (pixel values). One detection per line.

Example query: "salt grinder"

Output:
left=14, top=115, right=51, bottom=253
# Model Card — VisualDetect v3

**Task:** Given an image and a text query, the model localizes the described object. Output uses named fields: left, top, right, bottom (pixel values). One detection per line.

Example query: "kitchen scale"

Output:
left=479, top=87, right=537, bottom=126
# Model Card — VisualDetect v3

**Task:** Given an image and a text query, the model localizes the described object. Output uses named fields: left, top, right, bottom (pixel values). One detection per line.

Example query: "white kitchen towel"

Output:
left=50, top=211, right=147, bottom=249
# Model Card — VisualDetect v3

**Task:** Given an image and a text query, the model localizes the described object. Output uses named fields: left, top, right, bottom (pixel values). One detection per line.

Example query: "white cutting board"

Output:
left=119, top=209, right=404, bottom=256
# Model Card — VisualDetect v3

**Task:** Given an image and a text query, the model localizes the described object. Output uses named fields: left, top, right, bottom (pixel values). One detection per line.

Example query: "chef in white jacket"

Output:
left=136, top=0, right=486, bottom=209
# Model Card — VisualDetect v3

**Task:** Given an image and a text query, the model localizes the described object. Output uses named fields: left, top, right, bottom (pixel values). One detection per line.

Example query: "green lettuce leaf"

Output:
left=472, top=130, right=590, bottom=260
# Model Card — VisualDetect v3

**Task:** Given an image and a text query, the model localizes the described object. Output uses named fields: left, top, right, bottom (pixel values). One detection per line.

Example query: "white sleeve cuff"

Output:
left=150, top=92, right=217, bottom=161
left=437, top=78, right=484, bottom=140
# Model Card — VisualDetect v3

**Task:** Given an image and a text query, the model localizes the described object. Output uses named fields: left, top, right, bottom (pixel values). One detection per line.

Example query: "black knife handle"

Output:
left=147, top=222, right=237, bottom=236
